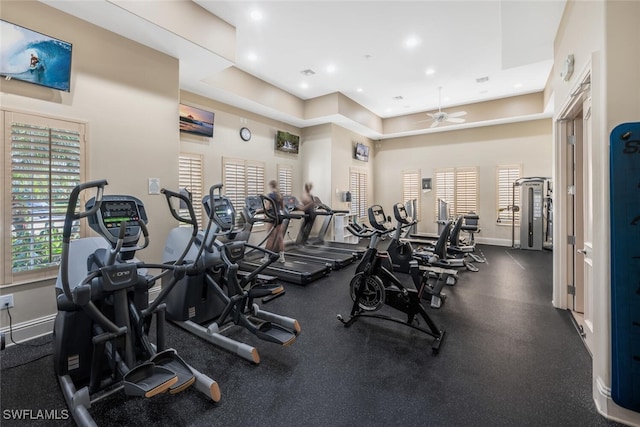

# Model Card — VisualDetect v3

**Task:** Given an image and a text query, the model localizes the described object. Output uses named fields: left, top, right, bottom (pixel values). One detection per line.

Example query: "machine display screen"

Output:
left=371, top=208, right=385, bottom=225
left=100, top=200, right=140, bottom=229
left=214, top=199, right=233, bottom=223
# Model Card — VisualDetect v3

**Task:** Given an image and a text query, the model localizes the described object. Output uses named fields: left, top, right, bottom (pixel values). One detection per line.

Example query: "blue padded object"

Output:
left=610, top=122, right=640, bottom=413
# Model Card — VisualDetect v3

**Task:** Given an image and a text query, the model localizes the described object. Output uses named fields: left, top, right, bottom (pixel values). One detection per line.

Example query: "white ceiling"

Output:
left=196, top=0, right=565, bottom=117
left=41, top=0, right=566, bottom=134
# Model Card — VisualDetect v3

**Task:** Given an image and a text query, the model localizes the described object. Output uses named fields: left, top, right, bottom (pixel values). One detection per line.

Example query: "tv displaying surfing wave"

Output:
left=179, top=104, right=215, bottom=138
left=0, top=20, right=72, bottom=92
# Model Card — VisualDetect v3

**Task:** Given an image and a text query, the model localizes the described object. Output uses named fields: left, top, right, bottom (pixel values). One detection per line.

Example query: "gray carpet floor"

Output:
left=0, top=245, right=624, bottom=426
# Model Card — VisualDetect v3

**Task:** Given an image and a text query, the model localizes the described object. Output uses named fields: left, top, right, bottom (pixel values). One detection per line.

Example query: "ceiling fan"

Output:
left=420, top=87, right=467, bottom=128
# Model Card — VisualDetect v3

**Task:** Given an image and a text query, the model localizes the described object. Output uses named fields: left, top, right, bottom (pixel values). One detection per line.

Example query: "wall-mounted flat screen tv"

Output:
left=0, top=20, right=72, bottom=92
left=354, top=142, right=369, bottom=162
left=276, top=130, right=299, bottom=154
left=179, top=104, right=214, bottom=137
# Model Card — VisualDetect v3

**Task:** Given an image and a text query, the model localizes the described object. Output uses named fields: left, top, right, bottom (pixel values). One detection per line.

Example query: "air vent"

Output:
left=476, top=76, right=489, bottom=83
left=392, top=95, right=404, bottom=100
left=300, top=69, right=316, bottom=76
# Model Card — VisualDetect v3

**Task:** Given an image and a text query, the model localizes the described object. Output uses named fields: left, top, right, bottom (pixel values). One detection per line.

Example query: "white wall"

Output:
left=179, top=91, right=303, bottom=196
left=331, top=125, right=374, bottom=211
left=375, top=119, right=552, bottom=245
left=300, top=124, right=333, bottom=203
left=553, top=1, right=640, bottom=425
left=0, top=1, right=180, bottom=337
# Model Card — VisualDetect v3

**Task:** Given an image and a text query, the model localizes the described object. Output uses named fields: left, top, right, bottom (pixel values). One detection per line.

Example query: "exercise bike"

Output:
left=53, top=181, right=220, bottom=427
left=161, top=184, right=300, bottom=364
left=386, top=203, right=459, bottom=307
left=337, top=204, right=446, bottom=354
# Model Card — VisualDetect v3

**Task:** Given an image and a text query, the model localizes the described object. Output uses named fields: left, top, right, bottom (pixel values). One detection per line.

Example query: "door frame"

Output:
left=553, top=67, right=593, bottom=350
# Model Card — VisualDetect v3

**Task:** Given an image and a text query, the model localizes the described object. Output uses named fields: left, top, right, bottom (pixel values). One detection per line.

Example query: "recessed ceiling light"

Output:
left=247, top=52, right=258, bottom=62
left=513, top=83, right=523, bottom=88
left=250, top=9, right=263, bottom=21
left=326, top=64, right=336, bottom=73
left=300, top=82, right=309, bottom=89
left=425, top=68, right=435, bottom=76
left=356, top=88, right=363, bottom=93
left=404, top=36, right=419, bottom=48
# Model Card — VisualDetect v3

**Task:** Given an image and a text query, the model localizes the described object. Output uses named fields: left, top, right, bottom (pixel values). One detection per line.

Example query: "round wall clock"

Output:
left=240, top=127, right=252, bottom=141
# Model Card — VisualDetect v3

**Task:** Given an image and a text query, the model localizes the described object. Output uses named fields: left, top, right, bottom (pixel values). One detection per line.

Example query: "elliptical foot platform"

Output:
left=150, top=349, right=196, bottom=394
left=123, top=363, right=178, bottom=398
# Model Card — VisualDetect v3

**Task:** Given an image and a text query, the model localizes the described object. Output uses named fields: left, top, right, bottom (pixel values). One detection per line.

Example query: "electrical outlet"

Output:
left=0, top=294, right=14, bottom=309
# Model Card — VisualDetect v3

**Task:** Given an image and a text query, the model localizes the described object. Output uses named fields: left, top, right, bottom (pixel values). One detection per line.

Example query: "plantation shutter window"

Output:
left=246, top=161, right=265, bottom=202
left=402, top=170, right=420, bottom=219
left=497, top=165, right=522, bottom=225
left=455, top=167, right=479, bottom=216
left=222, top=158, right=246, bottom=213
left=277, top=165, right=293, bottom=196
left=178, top=153, right=204, bottom=227
left=222, top=157, right=265, bottom=215
left=350, top=168, right=368, bottom=219
left=434, top=169, right=455, bottom=219
left=4, top=111, right=86, bottom=280
left=434, top=167, right=478, bottom=219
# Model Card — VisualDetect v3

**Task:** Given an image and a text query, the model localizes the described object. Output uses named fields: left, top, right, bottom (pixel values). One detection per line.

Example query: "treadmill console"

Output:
left=203, top=195, right=235, bottom=232
left=243, top=195, right=263, bottom=217
left=283, top=195, right=299, bottom=212
left=87, top=195, right=147, bottom=246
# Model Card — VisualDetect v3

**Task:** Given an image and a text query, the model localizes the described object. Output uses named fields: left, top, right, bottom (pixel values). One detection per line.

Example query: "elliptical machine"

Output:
left=53, top=181, right=220, bottom=427
left=337, top=204, right=446, bottom=354
left=161, top=184, right=300, bottom=364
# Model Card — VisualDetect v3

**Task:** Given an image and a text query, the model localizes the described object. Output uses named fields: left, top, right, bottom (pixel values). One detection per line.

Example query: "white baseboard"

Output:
left=594, top=376, right=640, bottom=426
left=0, top=314, right=55, bottom=347
left=475, top=237, right=514, bottom=247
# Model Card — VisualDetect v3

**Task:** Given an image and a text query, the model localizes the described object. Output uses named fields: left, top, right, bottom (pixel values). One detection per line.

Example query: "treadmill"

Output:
left=294, top=197, right=367, bottom=259
left=280, top=196, right=356, bottom=270
left=237, top=196, right=331, bottom=285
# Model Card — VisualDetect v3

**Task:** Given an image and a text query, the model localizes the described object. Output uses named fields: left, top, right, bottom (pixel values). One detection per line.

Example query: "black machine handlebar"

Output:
left=259, top=194, right=282, bottom=225
left=61, top=180, right=108, bottom=301
left=161, top=188, right=198, bottom=229
left=63, top=179, right=108, bottom=243
left=346, top=222, right=378, bottom=239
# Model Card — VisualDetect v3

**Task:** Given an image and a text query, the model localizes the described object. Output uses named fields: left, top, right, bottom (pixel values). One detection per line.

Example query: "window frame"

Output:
left=434, top=166, right=479, bottom=220
left=2, top=110, right=87, bottom=285
left=402, top=169, right=420, bottom=220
